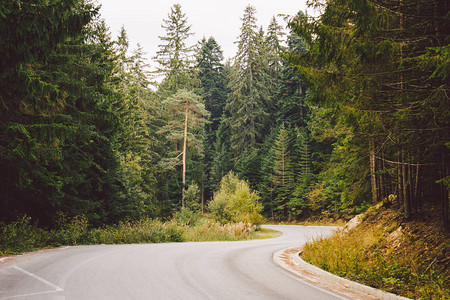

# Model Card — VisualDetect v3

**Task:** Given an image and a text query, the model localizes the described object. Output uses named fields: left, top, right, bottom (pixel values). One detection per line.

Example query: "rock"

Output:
left=343, top=214, right=364, bottom=232
left=387, top=226, right=404, bottom=248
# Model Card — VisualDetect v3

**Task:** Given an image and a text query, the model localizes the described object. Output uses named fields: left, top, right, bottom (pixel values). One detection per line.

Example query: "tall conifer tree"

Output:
left=270, top=124, right=295, bottom=217
left=154, top=4, right=197, bottom=96
left=158, top=89, right=209, bottom=207
left=226, top=5, right=271, bottom=165
left=196, top=37, right=229, bottom=200
left=289, top=0, right=449, bottom=228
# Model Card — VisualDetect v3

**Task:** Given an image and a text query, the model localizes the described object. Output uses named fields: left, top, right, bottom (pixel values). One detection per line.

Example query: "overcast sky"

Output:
left=98, top=0, right=313, bottom=66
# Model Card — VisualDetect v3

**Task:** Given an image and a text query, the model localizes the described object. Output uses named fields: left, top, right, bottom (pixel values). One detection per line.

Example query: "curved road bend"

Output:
left=0, top=225, right=349, bottom=300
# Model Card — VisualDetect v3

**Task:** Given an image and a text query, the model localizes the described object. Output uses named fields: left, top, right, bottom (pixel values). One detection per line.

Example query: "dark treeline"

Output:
left=0, top=1, right=448, bottom=230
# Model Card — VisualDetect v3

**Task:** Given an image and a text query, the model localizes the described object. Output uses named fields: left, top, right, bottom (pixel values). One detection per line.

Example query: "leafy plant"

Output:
left=208, top=172, right=263, bottom=225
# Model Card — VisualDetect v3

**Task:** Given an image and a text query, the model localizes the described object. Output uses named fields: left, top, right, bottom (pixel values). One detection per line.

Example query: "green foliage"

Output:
left=182, top=220, right=257, bottom=241
left=269, top=125, right=296, bottom=217
left=196, top=37, right=229, bottom=200
left=0, top=0, right=96, bottom=73
left=0, top=216, right=49, bottom=255
left=184, top=183, right=201, bottom=212
left=208, top=172, right=263, bottom=225
left=0, top=2, right=119, bottom=225
left=287, top=0, right=449, bottom=225
left=414, top=45, right=450, bottom=81
left=89, top=219, right=184, bottom=244
left=1, top=0, right=447, bottom=234
left=210, top=120, right=232, bottom=187
left=225, top=5, right=271, bottom=165
left=154, top=4, right=197, bottom=95
left=173, top=208, right=198, bottom=226
left=0, top=214, right=270, bottom=255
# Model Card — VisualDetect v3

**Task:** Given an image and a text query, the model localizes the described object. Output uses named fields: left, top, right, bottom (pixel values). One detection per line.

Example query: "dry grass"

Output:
left=182, top=220, right=256, bottom=241
left=1, top=214, right=280, bottom=255
left=302, top=207, right=449, bottom=300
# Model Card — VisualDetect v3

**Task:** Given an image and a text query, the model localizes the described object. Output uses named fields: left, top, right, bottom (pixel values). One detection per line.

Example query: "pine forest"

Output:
left=1, top=2, right=449, bottom=234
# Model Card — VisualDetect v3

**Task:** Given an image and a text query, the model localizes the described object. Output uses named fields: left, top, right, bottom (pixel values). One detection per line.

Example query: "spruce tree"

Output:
left=112, top=29, right=158, bottom=220
left=289, top=0, right=449, bottom=227
left=211, top=119, right=232, bottom=188
left=153, top=4, right=197, bottom=96
left=274, top=12, right=309, bottom=129
left=196, top=37, right=229, bottom=200
left=226, top=5, right=271, bottom=165
left=270, top=124, right=295, bottom=218
left=0, top=0, right=103, bottom=224
left=265, top=16, right=285, bottom=76
left=197, top=37, right=228, bottom=135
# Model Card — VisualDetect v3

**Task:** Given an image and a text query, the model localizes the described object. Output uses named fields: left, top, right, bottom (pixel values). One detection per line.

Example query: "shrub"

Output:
left=173, top=207, right=197, bottom=226
left=0, top=215, right=50, bottom=255
left=208, top=172, right=263, bottom=225
left=184, top=183, right=202, bottom=212
left=181, top=218, right=257, bottom=241
left=89, top=219, right=184, bottom=244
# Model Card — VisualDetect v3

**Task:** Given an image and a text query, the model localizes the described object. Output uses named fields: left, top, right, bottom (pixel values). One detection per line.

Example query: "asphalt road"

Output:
left=0, top=225, right=350, bottom=300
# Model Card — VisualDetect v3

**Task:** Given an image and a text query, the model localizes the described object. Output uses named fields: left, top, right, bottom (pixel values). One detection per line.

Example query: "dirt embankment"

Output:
left=302, top=202, right=449, bottom=299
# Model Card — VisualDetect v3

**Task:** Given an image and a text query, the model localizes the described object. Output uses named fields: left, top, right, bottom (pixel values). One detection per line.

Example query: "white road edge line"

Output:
left=12, top=266, right=63, bottom=292
left=0, top=255, right=22, bottom=263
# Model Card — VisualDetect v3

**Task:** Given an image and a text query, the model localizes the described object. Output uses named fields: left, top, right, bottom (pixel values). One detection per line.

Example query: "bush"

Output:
left=173, top=207, right=198, bottom=226
left=88, top=219, right=184, bottom=244
left=208, top=172, right=263, bottom=225
left=0, top=213, right=266, bottom=256
left=0, top=215, right=50, bottom=255
left=181, top=218, right=257, bottom=241
left=184, top=183, right=202, bottom=212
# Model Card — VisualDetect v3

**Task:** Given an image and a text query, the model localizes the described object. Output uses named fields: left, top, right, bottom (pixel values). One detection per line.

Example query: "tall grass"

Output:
left=0, top=213, right=269, bottom=256
left=182, top=220, right=257, bottom=242
left=302, top=220, right=449, bottom=300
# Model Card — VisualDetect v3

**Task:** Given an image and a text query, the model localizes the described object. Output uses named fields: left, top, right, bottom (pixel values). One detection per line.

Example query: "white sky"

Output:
left=98, top=0, right=313, bottom=66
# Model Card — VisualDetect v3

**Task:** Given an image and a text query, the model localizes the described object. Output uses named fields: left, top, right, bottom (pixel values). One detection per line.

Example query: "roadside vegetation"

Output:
left=302, top=204, right=449, bottom=300
left=0, top=212, right=279, bottom=256
left=0, top=173, right=277, bottom=256
left=0, top=3, right=447, bottom=297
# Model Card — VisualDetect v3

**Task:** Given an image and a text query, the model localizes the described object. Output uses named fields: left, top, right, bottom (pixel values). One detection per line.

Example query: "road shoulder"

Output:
left=273, top=247, right=411, bottom=300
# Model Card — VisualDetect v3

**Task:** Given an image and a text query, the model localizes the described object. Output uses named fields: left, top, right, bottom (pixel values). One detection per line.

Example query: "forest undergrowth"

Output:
left=0, top=211, right=277, bottom=256
left=302, top=203, right=449, bottom=300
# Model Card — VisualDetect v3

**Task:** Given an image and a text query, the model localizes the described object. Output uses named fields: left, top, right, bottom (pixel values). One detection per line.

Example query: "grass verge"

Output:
left=301, top=206, right=449, bottom=300
left=248, top=227, right=282, bottom=240
left=0, top=214, right=281, bottom=256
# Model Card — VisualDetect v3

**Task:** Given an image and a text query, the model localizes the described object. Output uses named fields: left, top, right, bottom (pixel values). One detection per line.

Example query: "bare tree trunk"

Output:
left=397, top=161, right=403, bottom=207
left=370, top=143, right=378, bottom=203
left=402, top=157, right=411, bottom=219
left=444, top=189, right=449, bottom=233
left=414, top=164, right=420, bottom=210
left=442, top=153, right=449, bottom=232
left=380, top=151, right=386, bottom=201
left=201, top=191, right=204, bottom=213
left=182, top=101, right=188, bottom=208
left=408, top=162, right=415, bottom=214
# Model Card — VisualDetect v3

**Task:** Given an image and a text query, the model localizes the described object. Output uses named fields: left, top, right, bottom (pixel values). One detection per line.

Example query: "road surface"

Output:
left=0, top=225, right=349, bottom=300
